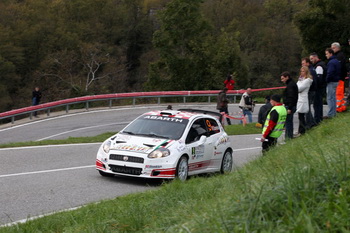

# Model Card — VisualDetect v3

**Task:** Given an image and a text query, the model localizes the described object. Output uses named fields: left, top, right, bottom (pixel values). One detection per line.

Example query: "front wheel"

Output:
left=176, top=156, right=188, bottom=181
left=220, top=150, right=233, bottom=174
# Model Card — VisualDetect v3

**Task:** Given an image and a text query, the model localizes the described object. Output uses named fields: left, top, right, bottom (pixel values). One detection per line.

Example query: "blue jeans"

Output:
left=285, top=105, right=296, bottom=140
left=243, top=109, right=252, bottom=123
left=327, top=82, right=338, bottom=117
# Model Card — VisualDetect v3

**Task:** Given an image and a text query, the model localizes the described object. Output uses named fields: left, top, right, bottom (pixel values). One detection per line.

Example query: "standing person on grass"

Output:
left=325, top=48, right=341, bottom=118
left=261, top=94, right=287, bottom=153
left=281, top=71, right=298, bottom=140
left=296, top=66, right=313, bottom=135
left=216, top=87, right=231, bottom=125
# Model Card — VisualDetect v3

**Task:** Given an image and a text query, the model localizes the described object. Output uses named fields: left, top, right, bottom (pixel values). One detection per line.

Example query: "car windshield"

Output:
left=121, top=115, right=188, bottom=140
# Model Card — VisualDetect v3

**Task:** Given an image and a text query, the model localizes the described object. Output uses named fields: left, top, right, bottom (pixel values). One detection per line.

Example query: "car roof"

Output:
left=143, top=109, right=223, bottom=122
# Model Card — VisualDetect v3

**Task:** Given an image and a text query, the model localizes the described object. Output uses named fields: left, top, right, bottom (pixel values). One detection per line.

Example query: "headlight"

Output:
left=103, top=140, right=111, bottom=153
left=148, top=147, right=170, bottom=158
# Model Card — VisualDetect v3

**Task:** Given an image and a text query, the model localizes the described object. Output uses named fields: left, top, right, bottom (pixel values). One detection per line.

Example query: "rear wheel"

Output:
left=176, top=156, right=188, bottom=181
left=99, top=170, right=115, bottom=177
left=220, top=150, right=233, bottom=174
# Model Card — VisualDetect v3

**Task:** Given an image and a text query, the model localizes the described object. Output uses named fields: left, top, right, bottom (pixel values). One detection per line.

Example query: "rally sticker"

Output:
left=114, top=144, right=150, bottom=153
left=191, top=145, right=205, bottom=159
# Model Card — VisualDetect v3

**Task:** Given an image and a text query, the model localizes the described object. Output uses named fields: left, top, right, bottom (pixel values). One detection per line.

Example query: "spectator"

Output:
left=260, top=94, right=287, bottom=153
left=280, top=71, right=298, bottom=140
left=216, top=87, right=231, bottom=125
left=296, top=66, right=313, bottom=135
left=331, top=42, right=347, bottom=112
left=224, top=73, right=235, bottom=91
left=309, top=53, right=327, bottom=124
left=325, top=48, right=341, bottom=118
left=301, top=57, right=317, bottom=129
left=238, top=88, right=254, bottom=123
left=257, top=95, right=272, bottom=125
left=32, top=86, right=42, bottom=118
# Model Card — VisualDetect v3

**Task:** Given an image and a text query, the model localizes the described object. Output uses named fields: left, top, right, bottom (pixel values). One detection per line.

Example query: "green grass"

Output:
left=225, top=122, right=262, bottom=135
left=1, top=113, right=349, bottom=232
left=0, top=124, right=260, bottom=148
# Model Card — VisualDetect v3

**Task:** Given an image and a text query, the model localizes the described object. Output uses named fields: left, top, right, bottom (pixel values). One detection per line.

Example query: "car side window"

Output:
left=205, top=118, right=220, bottom=136
left=185, top=119, right=207, bottom=144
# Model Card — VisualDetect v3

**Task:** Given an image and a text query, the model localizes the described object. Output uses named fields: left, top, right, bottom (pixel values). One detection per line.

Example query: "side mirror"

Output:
left=198, top=135, right=207, bottom=144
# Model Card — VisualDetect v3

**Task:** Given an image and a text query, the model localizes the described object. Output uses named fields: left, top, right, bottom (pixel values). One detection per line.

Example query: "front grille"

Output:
left=109, top=165, right=142, bottom=175
left=110, top=154, right=144, bottom=164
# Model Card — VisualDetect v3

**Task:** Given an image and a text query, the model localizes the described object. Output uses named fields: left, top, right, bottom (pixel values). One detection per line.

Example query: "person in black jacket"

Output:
left=257, top=96, right=272, bottom=125
left=280, top=71, right=298, bottom=140
left=310, top=53, right=327, bottom=124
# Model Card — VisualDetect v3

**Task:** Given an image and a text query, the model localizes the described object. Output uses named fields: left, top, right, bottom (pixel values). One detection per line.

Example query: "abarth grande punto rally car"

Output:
left=96, top=109, right=233, bottom=181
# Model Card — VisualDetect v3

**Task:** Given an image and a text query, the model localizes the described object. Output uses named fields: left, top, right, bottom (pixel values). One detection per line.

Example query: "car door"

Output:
left=203, top=117, right=223, bottom=170
left=185, top=118, right=210, bottom=173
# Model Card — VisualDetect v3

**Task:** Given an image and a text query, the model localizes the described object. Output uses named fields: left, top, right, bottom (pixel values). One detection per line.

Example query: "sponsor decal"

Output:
left=216, top=136, right=229, bottom=146
left=144, top=115, right=183, bottom=123
left=145, top=165, right=163, bottom=168
left=191, top=145, right=205, bottom=159
left=214, top=151, right=223, bottom=156
left=114, top=144, right=150, bottom=153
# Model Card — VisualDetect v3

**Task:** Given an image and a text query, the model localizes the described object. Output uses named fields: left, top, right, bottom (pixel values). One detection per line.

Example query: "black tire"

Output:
left=176, top=156, right=188, bottom=181
left=220, top=150, right=233, bottom=174
left=99, top=170, right=115, bottom=177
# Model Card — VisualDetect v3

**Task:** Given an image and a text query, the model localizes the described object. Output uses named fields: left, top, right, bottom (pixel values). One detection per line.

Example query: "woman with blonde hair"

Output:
left=296, top=66, right=313, bottom=135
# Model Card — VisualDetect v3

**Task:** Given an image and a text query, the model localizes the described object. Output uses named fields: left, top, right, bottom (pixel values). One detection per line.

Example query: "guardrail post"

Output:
left=86, top=101, right=89, bottom=110
left=29, top=112, right=33, bottom=120
left=109, top=99, right=112, bottom=108
left=133, top=97, right=136, bottom=106
left=157, top=97, right=160, bottom=105
left=183, top=96, right=186, bottom=103
left=66, top=104, right=69, bottom=113
left=47, top=109, right=50, bottom=116
left=234, top=96, right=237, bottom=103
left=11, top=116, right=14, bottom=124
left=208, top=96, right=210, bottom=103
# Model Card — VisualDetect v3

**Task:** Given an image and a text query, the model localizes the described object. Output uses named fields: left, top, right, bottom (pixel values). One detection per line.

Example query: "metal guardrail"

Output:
left=0, top=87, right=285, bottom=124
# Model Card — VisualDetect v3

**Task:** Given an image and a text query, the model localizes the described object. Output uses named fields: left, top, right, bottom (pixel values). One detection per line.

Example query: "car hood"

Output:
left=109, top=134, right=175, bottom=154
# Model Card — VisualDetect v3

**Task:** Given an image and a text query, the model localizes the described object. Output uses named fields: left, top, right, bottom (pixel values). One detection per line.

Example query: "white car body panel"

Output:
left=96, top=110, right=233, bottom=179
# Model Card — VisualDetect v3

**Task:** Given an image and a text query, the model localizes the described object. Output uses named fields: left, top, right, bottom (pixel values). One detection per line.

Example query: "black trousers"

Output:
left=219, top=107, right=231, bottom=125
left=298, top=113, right=306, bottom=134
left=262, top=136, right=278, bottom=153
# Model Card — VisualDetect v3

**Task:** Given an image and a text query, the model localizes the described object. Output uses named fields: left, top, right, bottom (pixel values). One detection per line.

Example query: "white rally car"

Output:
left=96, top=109, right=233, bottom=181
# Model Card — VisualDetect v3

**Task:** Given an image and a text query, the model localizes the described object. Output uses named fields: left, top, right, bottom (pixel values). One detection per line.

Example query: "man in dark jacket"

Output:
left=325, top=48, right=341, bottom=118
left=310, top=53, right=327, bottom=124
left=216, top=87, right=231, bottom=125
left=281, top=71, right=298, bottom=139
left=258, top=96, right=272, bottom=125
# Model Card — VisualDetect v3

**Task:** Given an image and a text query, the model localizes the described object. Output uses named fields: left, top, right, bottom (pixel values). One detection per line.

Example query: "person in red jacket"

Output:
left=224, top=73, right=235, bottom=90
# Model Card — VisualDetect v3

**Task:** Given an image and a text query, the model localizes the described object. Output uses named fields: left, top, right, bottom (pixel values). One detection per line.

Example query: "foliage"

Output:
left=1, top=0, right=346, bottom=113
left=295, top=0, right=350, bottom=57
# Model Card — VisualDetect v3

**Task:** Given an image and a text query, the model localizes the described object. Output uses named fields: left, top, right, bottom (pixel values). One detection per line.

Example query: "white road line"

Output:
left=0, top=165, right=95, bottom=179
left=0, top=143, right=100, bottom=151
left=0, top=104, right=216, bottom=132
left=0, top=146, right=261, bottom=179
left=233, top=147, right=261, bottom=152
left=36, top=122, right=128, bottom=141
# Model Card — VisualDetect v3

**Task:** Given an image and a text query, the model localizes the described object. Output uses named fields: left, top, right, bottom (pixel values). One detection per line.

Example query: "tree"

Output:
left=295, top=0, right=350, bottom=56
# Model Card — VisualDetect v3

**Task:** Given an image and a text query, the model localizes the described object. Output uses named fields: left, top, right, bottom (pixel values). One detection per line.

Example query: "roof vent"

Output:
left=159, top=110, right=179, bottom=116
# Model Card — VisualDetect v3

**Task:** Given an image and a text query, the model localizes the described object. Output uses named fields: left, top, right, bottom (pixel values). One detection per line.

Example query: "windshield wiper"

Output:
left=122, top=131, right=136, bottom=135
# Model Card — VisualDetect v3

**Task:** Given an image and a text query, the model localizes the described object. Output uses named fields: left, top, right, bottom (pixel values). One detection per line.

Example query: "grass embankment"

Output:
left=0, top=123, right=261, bottom=149
left=1, top=115, right=349, bottom=232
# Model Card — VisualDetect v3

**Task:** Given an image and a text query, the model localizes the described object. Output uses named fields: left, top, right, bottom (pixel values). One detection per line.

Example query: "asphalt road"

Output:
left=0, top=103, right=266, bottom=226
